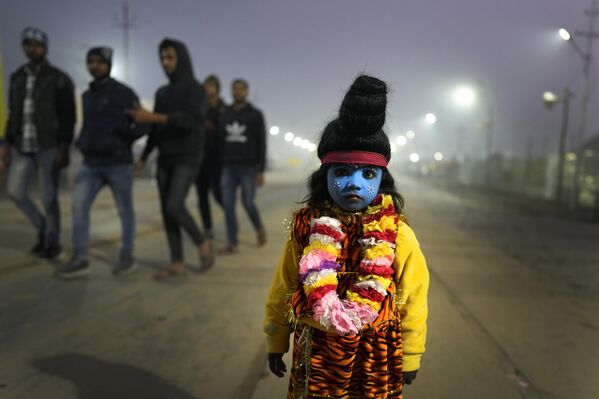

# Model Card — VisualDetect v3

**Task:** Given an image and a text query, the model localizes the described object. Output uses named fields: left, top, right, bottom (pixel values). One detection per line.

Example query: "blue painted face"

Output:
left=327, top=164, right=383, bottom=211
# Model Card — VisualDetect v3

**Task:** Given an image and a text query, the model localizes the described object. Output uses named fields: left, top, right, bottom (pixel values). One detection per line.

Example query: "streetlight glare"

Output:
left=543, top=91, right=559, bottom=103
left=269, top=126, right=280, bottom=135
left=409, top=153, right=420, bottom=163
left=284, top=132, right=294, bottom=142
left=406, top=130, right=416, bottom=139
left=308, top=143, right=317, bottom=152
left=558, top=28, right=571, bottom=41
left=293, top=137, right=303, bottom=147
left=396, top=135, right=407, bottom=146
left=425, top=113, right=437, bottom=124
left=453, top=87, right=475, bottom=107
left=434, top=152, right=444, bottom=161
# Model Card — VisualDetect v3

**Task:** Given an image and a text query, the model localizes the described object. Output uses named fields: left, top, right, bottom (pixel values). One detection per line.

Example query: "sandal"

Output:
left=198, top=240, right=215, bottom=271
left=218, top=244, right=239, bottom=255
left=153, top=263, right=186, bottom=280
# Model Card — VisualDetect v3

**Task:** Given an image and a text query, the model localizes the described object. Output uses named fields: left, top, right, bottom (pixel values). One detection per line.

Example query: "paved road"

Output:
left=0, top=170, right=597, bottom=399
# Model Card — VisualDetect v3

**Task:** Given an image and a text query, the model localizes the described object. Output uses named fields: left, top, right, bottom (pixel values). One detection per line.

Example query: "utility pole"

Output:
left=113, top=1, right=137, bottom=82
left=571, top=0, right=599, bottom=212
left=556, top=88, right=571, bottom=210
left=485, top=105, right=494, bottom=186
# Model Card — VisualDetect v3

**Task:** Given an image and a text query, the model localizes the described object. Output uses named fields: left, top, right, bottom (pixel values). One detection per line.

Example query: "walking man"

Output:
left=56, top=47, right=147, bottom=279
left=195, top=74, right=226, bottom=238
left=0, top=27, right=75, bottom=260
left=131, top=38, right=214, bottom=278
left=218, top=79, right=267, bottom=253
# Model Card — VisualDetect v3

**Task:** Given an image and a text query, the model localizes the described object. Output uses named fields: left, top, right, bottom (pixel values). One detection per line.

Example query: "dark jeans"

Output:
left=157, top=163, right=204, bottom=262
left=6, top=147, right=61, bottom=246
left=220, top=163, right=264, bottom=246
left=71, top=163, right=135, bottom=260
left=195, top=160, right=222, bottom=231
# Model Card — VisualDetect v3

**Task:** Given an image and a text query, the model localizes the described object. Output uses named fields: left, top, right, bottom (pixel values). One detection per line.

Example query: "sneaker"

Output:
left=56, top=258, right=90, bottom=279
left=113, top=253, right=138, bottom=276
left=257, top=229, right=267, bottom=247
left=38, top=244, right=63, bottom=261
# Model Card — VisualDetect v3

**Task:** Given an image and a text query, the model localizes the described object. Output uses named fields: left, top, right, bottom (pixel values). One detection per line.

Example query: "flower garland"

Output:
left=298, top=194, right=399, bottom=335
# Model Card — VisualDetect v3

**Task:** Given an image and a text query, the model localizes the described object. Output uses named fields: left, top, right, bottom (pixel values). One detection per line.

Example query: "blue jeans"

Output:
left=71, top=163, right=135, bottom=259
left=6, top=147, right=61, bottom=246
left=220, top=164, right=264, bottom=246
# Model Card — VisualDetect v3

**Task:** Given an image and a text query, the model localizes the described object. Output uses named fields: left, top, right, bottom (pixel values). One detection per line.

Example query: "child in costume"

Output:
left=263, top=75, right=429, bottom=399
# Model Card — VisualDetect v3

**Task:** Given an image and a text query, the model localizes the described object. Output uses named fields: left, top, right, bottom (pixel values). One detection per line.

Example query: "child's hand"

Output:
left=268, top=353, right=287, bottom=378
left=403, top=370, right=418, bottom=385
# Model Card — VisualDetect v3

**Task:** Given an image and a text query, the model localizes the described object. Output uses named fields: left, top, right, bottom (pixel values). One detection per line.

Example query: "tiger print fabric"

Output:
left=287, top=207, right=404, bottom=399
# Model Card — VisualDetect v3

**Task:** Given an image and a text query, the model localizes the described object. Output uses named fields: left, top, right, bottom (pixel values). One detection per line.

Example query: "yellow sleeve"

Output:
left=263, top=238, right=300, bottom=354
left=394, top=223, right=430, bottom=372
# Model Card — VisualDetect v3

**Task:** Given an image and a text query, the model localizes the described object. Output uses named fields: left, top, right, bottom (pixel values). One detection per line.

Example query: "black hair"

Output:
left=232, top=78, right=249, bottom=89
left=317, top=75, right=391, bottom=163
left=304, top=74, right=405, bottom=213
left=204, top=74, right=220, bottom=92
left=302, top=165, right=405, bottom=213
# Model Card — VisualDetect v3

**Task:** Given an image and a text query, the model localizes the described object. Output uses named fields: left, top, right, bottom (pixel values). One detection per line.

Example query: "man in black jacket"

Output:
left=0, top=27, right=75, bottom=260
left=195, top=74, right=226, bottom=238
left=56, top=47, right=147, bottom=279
left=130, top=38, right=213, bottom=278
left=218, top=79, right=267, bottom=253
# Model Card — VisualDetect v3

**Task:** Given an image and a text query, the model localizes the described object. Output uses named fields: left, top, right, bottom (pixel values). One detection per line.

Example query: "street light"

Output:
left=269, top=126, right=280, bottom=136
left=284, top=132, right=294, bottom=142
left=396, top=135, right=407, bottom=146
left=293, top=137, right=303, bottom=147
left=434, top=152, right=444, bottom=161
left=406, top=130, right=416, bottom=139
left=409, top=153, right=420, bottom=163
left=543, top=88, right=572, bottom=209
left=558, top=28, right=571, bottom=41
left=453, top=87, right=476, bottom=108
left=425, top=113, right=437, bottom=124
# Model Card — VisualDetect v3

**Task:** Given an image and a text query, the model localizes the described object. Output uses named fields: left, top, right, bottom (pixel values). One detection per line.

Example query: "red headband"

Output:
left=320, top=150, right=389, bottom=167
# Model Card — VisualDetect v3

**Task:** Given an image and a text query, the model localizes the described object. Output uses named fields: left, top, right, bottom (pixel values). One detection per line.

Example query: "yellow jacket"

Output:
left=263, top=220, right=429, bottom=372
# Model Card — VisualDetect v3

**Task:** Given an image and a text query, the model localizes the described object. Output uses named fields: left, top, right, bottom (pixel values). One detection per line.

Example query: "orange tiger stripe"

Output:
left=287, top=206, right=404, bottom=399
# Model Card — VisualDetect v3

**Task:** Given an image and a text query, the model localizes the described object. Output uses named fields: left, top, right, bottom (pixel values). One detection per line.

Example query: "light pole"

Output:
left=543, top=89, right=572, bottom=209
left=452, top=86, right=476, bottom=159
left=559, top=0, right=599, bottom=212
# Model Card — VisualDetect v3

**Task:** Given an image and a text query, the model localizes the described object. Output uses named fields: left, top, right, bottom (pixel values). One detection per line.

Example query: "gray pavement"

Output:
left=0, top=170, right=597, bottom=399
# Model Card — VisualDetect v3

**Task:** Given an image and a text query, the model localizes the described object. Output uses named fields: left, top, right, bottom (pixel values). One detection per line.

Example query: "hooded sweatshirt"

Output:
left=141, top=39, right=207, bottom=167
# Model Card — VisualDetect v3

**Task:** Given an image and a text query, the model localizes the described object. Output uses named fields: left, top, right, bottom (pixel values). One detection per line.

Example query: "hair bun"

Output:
left=339, top=75, right=387, bottom=136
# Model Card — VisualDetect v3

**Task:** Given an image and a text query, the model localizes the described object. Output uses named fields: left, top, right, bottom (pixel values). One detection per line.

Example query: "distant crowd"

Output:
left=0, top=27, right=268, bottom=279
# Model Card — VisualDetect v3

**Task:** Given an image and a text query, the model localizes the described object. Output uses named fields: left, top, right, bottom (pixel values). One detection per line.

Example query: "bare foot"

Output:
left=153, top=261, right=186, bottom=280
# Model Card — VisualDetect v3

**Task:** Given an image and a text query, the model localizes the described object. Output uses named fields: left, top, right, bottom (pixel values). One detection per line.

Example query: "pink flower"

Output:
left=343, top=300, right=378, bottom=325
left=330, top=305, right=359, bottom=335
left=299, top=250, right=336, bottom=275
left=361, top=255, right=394, bottom=267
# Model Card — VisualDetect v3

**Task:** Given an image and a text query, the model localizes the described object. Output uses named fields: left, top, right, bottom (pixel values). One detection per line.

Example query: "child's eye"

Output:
left=334, top=167, right=350, bottom=177
left=362, top=169, right=377, bottom=179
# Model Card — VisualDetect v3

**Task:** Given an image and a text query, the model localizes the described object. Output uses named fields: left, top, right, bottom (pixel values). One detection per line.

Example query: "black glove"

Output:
left=268, top=353, right=287, bottom=378
left=403, top=370, right=418, bottom=385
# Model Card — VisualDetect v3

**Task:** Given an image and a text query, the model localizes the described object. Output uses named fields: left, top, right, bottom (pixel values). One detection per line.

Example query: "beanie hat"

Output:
left=87, top=46, right=113, bottom=68
left=21, top=27, right=48, bottom=49
left=318, top=75, right=391, bottom=167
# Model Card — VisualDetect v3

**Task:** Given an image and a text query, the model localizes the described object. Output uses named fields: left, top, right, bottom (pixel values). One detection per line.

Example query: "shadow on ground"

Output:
left=32, top=353, right=197, bottom=399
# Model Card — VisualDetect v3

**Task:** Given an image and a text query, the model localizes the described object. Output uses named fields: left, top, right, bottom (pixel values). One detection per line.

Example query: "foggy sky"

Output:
left=1, top=0, right=597, bottom=161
